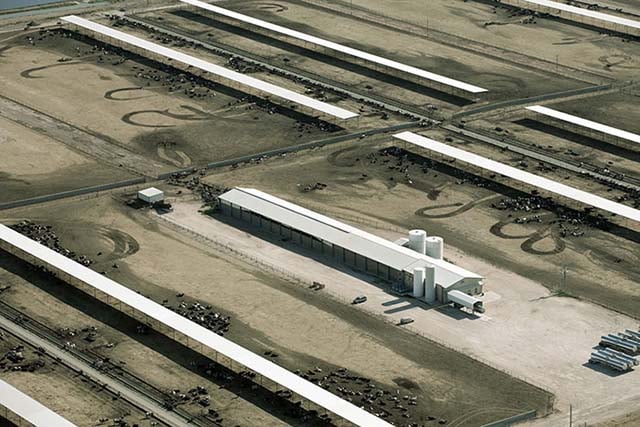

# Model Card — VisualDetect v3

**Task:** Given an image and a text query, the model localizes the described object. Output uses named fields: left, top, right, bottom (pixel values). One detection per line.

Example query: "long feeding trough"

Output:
left=526, top=105, right=640, bottom=152
left=0, top=224, right=392, bottom=427
left=0, top=380, right=77, bottom=427
left=393, top=131, right=640, bottom=224
left=180, top=0, right=488, bottom=99
left=61, top=15, right=358, bottom=122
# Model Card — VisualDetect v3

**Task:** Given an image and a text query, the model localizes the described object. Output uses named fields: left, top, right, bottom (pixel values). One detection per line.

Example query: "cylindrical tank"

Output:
left=412, top=267, right=425, bottom=298
left=425, top=236, right=444, bottom=260
left=424, top=265, right=436, bottom=303
left=408, top=229, right=427, bottom=254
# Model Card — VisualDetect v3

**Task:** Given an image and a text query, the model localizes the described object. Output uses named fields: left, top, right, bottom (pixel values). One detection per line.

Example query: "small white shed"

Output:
left=137, top=187, right=164, bottom=204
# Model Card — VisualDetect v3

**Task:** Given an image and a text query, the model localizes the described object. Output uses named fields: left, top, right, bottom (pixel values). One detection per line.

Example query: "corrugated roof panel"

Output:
left=394, top=131, right=640, bottom=223
left=61, top=16, right=358, bottom=120
left=180, top=0, right=488, bottom=94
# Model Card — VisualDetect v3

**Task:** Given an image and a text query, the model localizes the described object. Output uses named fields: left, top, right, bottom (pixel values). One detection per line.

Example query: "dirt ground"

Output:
left=0, top=220, right=304, bottom=426
left=0, top=27, right=380, bottom=176
left=0, top=193, right=552, bottom=426
left=0, top=115, right=136, bottom=203
left=595, top=409, right=640, bottom=427
left=136, top=7, right=456, bottom=110
left=470, top=112, right=640, bottom=180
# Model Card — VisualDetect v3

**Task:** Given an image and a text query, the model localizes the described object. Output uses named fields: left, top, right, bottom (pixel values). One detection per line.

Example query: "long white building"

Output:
left=0, top=224, right=392, bottom=427
left=218, top=187, right=484, bottom=301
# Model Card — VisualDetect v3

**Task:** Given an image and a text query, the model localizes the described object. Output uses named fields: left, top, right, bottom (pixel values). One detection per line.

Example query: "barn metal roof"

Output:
left=219, top=188, right=482, bottom=287
left=61, top=15, right=358, bottom=120
left=138, top=187, right=164, bottom=198
left=394, top=131, right=640, bottom=223
left=526, top=105, right=640, bottom=145
left=180, top=0, right=488, bottom=94
left=517, top=0, right=640, bottom=30
left=0, top=380, right=76, bottom=427
left=0, top=224, right=392, bottom=427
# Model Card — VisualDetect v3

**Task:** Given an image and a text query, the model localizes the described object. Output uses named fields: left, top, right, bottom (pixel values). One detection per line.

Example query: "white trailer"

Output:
left=447, top=290, right=484, bottom=313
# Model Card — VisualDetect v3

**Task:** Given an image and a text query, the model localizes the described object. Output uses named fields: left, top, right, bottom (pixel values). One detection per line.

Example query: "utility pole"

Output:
left=569, top=404, right=572, bottom=426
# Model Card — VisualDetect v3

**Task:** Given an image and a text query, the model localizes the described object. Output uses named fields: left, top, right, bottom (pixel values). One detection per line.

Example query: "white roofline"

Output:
left=516, top=0, right=640, bottom=30
left=232, top=187, right=482, bottom=279
left=0, top=380, right=76, bottom=427
left=139, top=187, right=164, bottom=196
left=61, top=15, right=358, bottom=120
left=526, top=105, right=640, bottom=145
left=393, top=131, right=640, bottom=223
left=180, top=0, right=488, bottom=94
left=0, top=224, right=392, bottom=427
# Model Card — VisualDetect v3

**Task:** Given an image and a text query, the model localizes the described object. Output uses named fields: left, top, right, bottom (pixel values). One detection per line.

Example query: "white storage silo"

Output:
left=425, top=236, right=444, bottom=260
left=412, top=267, right=425, bottom=298
left=424, top=265, right=436, bottom=303
left=408, top=229, right=427, bottom=254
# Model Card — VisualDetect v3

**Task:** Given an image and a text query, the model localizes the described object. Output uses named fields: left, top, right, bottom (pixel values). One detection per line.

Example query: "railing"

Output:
left=0, top=178, right=146, bottom=211
left=204, top=122, right=418, bottom=170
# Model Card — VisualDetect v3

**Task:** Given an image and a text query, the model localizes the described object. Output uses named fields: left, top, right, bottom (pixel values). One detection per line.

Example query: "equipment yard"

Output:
left=1, top=0, right=639, bottom=426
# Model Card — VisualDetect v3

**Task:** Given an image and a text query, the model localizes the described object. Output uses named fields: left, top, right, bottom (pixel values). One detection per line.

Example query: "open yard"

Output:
left=0, top=192, right=552, bottom=426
